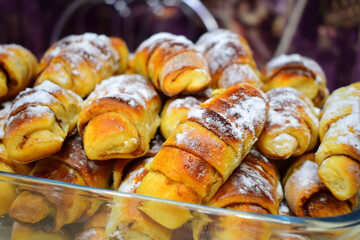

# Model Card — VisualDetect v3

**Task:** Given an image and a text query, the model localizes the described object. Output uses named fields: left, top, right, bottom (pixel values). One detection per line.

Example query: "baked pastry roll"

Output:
left=9, top=132, right=114, bottom=231
left=0, top=44, right=38, bottom=102
left=316, top=82, right=360, bottom=201
left=196, top=29, right=262, bottom=89
left=75, top=205, right=110, bottom=240
left=0, top=102, right=32, bottom=217
left=106, top=157, right=172, bottom=240
left=3, top=80, right=83, bottom=163
left=136, top=83, right=269, bottom=229
left=36, top=33, right=129, bottom=97
left=77, top=74, right=161, bottom=160
left=193, top=149, right=280, bottom=240
left=283, top=153, right=357, bottom=217
left=160, top=95, right=203, bottom=139
left=262, top=54, right=329, bottom=108
left=11, top=221, right=70, bottom=240
left=134, top=32, right=211, bottom=96
left=256, top=87, right=319, bottom=160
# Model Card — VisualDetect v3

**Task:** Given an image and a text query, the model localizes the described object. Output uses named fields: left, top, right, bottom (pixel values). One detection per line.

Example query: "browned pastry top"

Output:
left=196, top=29, right=254, bottom=76
left=84, top=74, right=159, bottom=109
left=49, top=133, right=113, bottom=188
left=265, top=87, right=318, bottom=131
left=186, top=83, right=268, bottom=143
left=136, top=32, right=194, bottom=55
left=40, top=33, right=120, bottom=73
left=262, top=54, right=326, bottom=86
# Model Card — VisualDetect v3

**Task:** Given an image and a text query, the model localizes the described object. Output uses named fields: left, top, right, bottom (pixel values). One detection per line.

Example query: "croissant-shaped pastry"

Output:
left=3, top=80, right=83, bottom=163
left=77, top=74, right=161, bottom=160
left=133, top=32, right=211, bottom=96
left=283, top=153, right=357, bottom=217
left=36, top=33, right=129, bottom=97
left=0, top=102, right=33, bottom=217
left=196, top=29, right=262, bottom=89
left=160, top=95, right=203, bottom=139
left=262, top=54, right=329, bottom=108
left=0, top=44, right=38, bottom=102
left=315, top=82, right=360, bottom=200
left=256, top=87, right=319, bottom=160
left=136, top=83, right=269, bottom=229
left=9, top=132, right=114, bottom=231
left=11, top=221, right=70, bottom=240
left=193, top=149, right=280, bottom=240
left=75, top=205, right=110, bottom=240
left=106, top=157, right=172, bottom=240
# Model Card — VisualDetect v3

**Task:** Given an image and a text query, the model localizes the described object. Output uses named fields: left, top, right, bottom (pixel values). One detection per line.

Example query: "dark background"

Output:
left=1, top=0, right=359, bottom=92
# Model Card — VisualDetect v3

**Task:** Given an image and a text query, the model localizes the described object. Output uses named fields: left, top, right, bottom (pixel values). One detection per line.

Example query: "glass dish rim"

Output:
left=1, top=170, right=359, bottom=233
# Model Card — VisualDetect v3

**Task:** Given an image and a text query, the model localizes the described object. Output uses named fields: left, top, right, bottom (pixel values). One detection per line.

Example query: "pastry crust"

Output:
left=0, top=44, right=38, bottom=101
left=283, top=153, right=357, bottom=217
left=9, top=132, right=114, bottom=231
left=256, top=87, right=319, bottom=160
left=136, top=83, right=269, bottom=229
left=77, top=74, right=161, bottom=160
left=134, top=32, right=211, bottom=96
left=37, top=33, right=129, bottom=97
left=196, top=29, right=262, bottom=89
left=316, top=82, right=360, bottom=200
left=262, top=54, right=329, bottom=108
left=193, top=149, right=279, bottom=240
left=3, top=81, right=83, bottom=163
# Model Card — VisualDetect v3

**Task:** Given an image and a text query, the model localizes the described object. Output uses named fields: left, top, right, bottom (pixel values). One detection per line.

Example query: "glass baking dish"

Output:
left=0, top=170, right=359, bottom=240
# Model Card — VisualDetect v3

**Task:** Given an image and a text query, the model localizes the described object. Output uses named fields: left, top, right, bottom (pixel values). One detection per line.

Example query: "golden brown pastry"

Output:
left=9, top=132, right=114, bottom=231
left=262, top=54, right=329, bottom=108
left=160, top=95, right=203, bottom=139
left=0, top=44, right=38, bottom=101
left=106, top=157, right=172, bottom=240
left=133, top=32, right=211, bottom=96
left=3, top=80, right=83, bottom=163
left=36, top=33, right=129, bottom=97
left=136, top=83, right=269, bottom=229
left=75, top=205, right=110, bottom=240
left=196, top=29, right=262, bottom=89
left=0, top=102, right=33, bottom=217
left=77, top=74, right=161, bottom=160
left=11, top=221, right=70, bottom=240
left=192, top=149, right=280, bottom=240
left=316, top=82, right=360, bottom=201
left=256, top=87, right=319, bottom=160
left=283, top=153, right=357, bottom=217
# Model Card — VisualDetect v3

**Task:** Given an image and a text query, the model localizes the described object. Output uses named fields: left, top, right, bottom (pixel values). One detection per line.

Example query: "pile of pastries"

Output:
left=0, top=29, right=359, bottom=240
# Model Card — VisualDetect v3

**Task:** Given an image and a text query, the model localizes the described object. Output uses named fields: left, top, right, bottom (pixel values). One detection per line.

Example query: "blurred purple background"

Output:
left=1, top=0, right=359, bottom=92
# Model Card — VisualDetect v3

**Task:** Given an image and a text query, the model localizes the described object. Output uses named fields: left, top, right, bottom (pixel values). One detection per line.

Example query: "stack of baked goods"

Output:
left=0, top=30, right=358, bottom=240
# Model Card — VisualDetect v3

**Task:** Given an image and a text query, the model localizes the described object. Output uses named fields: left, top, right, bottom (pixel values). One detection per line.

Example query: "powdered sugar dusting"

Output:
left=322, top=114, right=360, bottom=155
left=44, top=33, right=119, bottom=76
left=86, top=74, right=158, bottom=108
left=187, top=88, right=267, bottom=141
left=288, top=160, right=322, bottom=191
left=206, top=39, right=249, bottom=75
left=0, top=102, right=12, bottom=140
left=167, top=96, right=202, bottom=113
left=196, top=29, right=240, bottom=52
left=226, top=162, right=275, bottom=202
left=118, top=167, right=147, bottom=193
left=10, top=90, right=57, bottom=113
left=265, top=54, right=325, bottom=85
left=219, top=63, right=260, bottom=88
left=266, top=88, right=318, bottom=131
left=136, top=32, right=193, bottom=53
left=5, top=105, right=53, bottom=131
left=187, top=107, right=242, bottom=140
left=321, top=85, right=360, bottom=136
